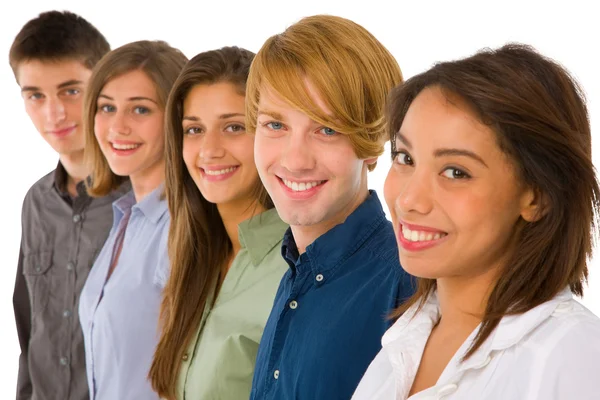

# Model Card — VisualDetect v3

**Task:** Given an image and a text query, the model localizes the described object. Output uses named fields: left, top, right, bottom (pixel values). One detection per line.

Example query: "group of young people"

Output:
left=10, top=9, right=600, bottom=400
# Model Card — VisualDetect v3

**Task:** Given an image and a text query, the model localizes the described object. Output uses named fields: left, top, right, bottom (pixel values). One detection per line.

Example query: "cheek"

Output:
left=66, top=100, right=83, bottom=119
left=383, top=168, right=400, bottom=219
left=254, top=135, right=274, bottom=170
left=25, top=104, right=43, bottom=127
left=445, top=185, right=518, bottom=237
left=145, top=118, right=165, bottom=148
left=321, top=141, right=361, bottom=176
left=235, top=135, right=257, bottom=165
left=182, top=138, right=198, bottom=169
left=94, top=115, right=107, bottom=141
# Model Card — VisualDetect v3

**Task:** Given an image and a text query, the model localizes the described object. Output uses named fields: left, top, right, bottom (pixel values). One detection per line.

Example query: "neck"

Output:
left=130, top=161, right=165, bottom=203
left=435, top=265, right=500, bottom=334
left=218, top=198, right=266, bottom=257
left=291, top=187, right=369, bottom=254
left=59, top=150, right=89, bottom=197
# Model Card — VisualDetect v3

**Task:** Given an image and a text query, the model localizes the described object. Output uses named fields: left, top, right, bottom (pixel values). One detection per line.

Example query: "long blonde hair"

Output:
left=83, top=40, right=187, bottom=196
left=246, top=14, right=403, bottom=171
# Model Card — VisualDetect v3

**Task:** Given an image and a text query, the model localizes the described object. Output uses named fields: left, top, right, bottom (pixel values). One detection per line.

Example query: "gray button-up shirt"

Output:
left=13, top=163, right=130, bottom=400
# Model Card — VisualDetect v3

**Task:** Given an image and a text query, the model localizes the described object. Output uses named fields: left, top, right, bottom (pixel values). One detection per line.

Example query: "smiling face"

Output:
left=93, top=69, right=165, bottom=186
left=384, top=86, right=537, bottom=280
left=181, top=82, right=259, bottom=208
left=18, top=59, right=92, bottom=156
left=253, top=80, right=373, bottom=238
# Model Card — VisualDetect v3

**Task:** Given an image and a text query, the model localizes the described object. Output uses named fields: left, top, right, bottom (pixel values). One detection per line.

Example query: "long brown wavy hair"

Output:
left=389, top=43, right=600, bottom=360
left=149, top=46, right=273, bottom=399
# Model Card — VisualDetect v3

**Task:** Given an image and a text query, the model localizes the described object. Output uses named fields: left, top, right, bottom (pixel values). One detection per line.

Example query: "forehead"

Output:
left=17, top=58, right=91, bottom=88
left=100, top=69, right=159, bottom=100
left=400, top=86, right=491, bottom=145
left=183, top=82, right=244, bottom=112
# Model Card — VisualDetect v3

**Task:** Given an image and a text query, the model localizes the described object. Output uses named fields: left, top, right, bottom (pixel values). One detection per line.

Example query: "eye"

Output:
left=133, top=106, right=150, bottom=115
left=393, top=151, right=414, bottom=166
left=319, top=127, right=337, bottom=136
left=99, top=104, right=115, bottom=113
left=184, top=126, right=203, bottom=135
left=265, top=121, right=283, bottom=130
left=225, top=124, right=246, bottom=133
left=64, top=88, right=81, bottom=96
left=441, top=167, right=470, bottom=179
left=28, top=92, right=44, bottom=100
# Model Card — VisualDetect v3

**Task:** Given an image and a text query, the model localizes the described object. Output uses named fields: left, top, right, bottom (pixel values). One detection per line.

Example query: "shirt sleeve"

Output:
left=13, top=243, right=32, bottom=400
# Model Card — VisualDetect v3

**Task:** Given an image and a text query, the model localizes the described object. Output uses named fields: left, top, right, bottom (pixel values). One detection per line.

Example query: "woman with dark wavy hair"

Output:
left=353, top=44, right=600, bottom=399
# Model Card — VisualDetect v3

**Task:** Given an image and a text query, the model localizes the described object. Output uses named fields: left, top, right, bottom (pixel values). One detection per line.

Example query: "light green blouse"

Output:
left=176, top=208, right=288, bottom=400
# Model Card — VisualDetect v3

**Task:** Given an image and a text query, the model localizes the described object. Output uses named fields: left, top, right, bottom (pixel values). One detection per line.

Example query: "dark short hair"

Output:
left=9, top=10, right=110, bottom=80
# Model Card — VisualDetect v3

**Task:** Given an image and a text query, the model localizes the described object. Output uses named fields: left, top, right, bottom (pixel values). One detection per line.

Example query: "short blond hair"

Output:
left=83, top=40, right=188, bottom=197
left=246, top=15, right=403, bottom=171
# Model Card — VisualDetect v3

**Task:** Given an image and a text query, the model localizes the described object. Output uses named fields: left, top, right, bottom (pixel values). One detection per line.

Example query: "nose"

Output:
left=280, top=130, right=315, bottom=173
left=388, top=167, right=434, bottom=217
left=108, top=111, right=131, bottom=136
left=200, top=130, right=225, bottom=160
left=44, top=97, right=66, bottom=125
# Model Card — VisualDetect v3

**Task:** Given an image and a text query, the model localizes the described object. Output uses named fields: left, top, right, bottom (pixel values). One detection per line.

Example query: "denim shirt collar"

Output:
left=281, top=190, right=387, bottom=281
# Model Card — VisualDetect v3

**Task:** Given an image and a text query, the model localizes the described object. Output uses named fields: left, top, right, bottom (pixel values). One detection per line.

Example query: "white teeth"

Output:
left=112, top=143, right=141, bottom=150
left=205, top=167, right=237, bottom=176
left=402, top=225, right=447, bottom=242
left=282, top=179, right=323, bottom=192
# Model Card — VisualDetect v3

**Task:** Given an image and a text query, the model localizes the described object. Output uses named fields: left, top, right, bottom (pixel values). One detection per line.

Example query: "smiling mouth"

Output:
left=401, top=225, right=448, bottom=242
left=203, top=166, right=239, bottom=176
left=49, top=126, right=76, bottom=135
left=279, top=177, right=326, bottom=192
left=111, top=142, right=142, bottom=150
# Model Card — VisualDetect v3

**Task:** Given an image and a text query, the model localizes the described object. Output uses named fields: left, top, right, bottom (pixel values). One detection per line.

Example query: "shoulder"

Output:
left=22, top=170, right=55, bottom=206
left=520, top=301, right=600, bottom=398
left=363, top=218, right=398, bottom=264
left=535, top=301, right=600, bottom=356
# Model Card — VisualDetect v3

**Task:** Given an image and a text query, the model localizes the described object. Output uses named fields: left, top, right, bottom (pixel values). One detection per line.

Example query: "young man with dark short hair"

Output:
left=10, top=11, right=129, bottom=400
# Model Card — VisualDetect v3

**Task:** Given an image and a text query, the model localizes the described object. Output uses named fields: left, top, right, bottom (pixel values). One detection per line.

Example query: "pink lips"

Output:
left=201, top=165, right=240, bottom=182
left=277, top=176, right=326, bottom=200
left=48, top=126, right=76, bottom=138
left=110, top=140, right=142, bottom=156
left=397, top=221, right=448, bottom=252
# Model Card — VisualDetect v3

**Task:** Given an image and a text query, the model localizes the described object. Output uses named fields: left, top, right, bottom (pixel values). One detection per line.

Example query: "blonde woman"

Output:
left=247, top=15, right=414, bottom=400
left=79, top=40, right=187, bottom=400
left=149, top=46, right=288, bottom=400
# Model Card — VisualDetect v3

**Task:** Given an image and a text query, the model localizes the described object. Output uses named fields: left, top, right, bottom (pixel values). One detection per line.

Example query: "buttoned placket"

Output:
left=409, top=349, right=495, bottom=399
left=265, top=264, right=306, bottom=395
left=88, top=207, right=132, bottom=399
left=59, top=191, right=89, bottom=395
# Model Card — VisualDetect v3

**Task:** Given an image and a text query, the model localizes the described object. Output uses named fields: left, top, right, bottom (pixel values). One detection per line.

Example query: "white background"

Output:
left=1, top=0, right=598, bottom=395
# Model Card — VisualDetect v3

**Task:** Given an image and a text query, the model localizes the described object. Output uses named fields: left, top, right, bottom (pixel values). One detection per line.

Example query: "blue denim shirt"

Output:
left=250, top=191, right=414, bottom=400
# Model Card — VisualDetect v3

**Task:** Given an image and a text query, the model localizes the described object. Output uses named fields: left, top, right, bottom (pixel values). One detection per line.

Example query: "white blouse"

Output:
left=352, top=288, right=600, bottom=400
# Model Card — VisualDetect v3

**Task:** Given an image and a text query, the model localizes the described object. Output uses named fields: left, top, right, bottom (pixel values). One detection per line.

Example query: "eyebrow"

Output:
left=257, top=110, right=285, bottom=120
left=98, top=94, right=158, bottom=105
left=21, top=79, right=84, bottom=93
left=396, top=131, right=488, bottom=168
left=182, top=112, right=245, bottom=122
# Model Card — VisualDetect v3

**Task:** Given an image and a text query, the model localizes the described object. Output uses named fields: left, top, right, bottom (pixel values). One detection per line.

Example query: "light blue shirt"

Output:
left=79, top=185, right=169, bottom=400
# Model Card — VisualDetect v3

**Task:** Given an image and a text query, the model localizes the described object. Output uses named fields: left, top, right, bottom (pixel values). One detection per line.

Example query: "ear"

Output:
left=364, top=157, right=378, bottom=166
left=520, top=187, right=549, bottom=222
